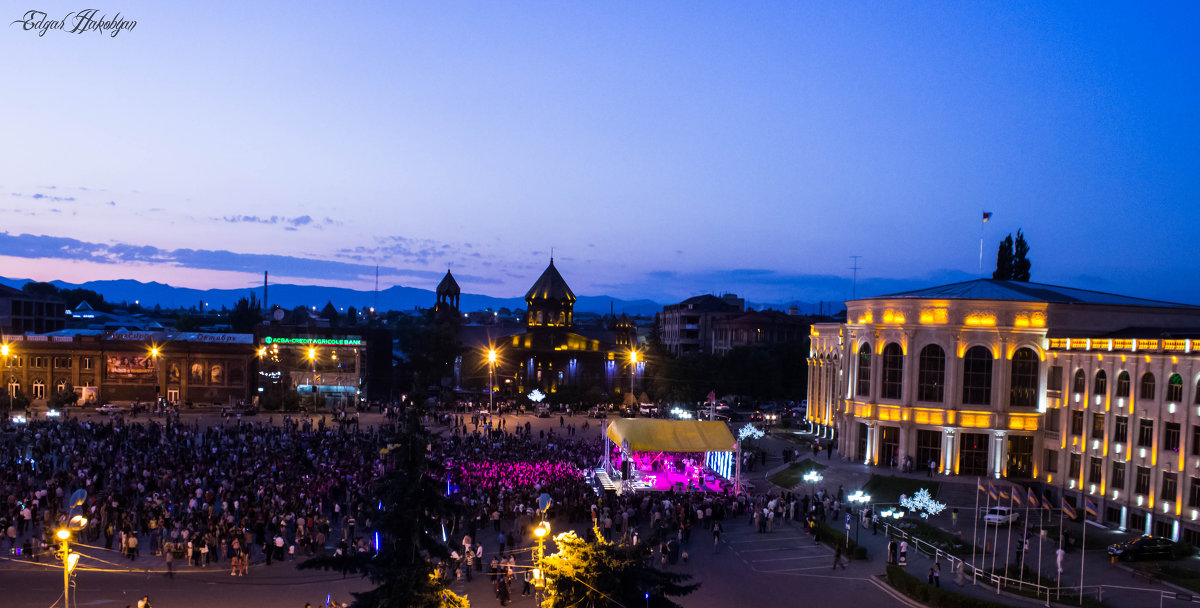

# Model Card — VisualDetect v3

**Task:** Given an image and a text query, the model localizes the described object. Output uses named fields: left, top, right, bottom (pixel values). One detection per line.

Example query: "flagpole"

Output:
left=1037, top=507, right=1045, bottom=603
left=1004, top=488, right=1015, bottom=580
left=979, top=213, right=985, bottom=272
left=973, top=477, right=981, bottom=584
left=1079, top=507, right=1087, bottom=604
left=1057, top=497, right=1064, bottom=594
left=1020, top=489, right=1031, bottom=587
left=992, top=490, right=1002, bottom=575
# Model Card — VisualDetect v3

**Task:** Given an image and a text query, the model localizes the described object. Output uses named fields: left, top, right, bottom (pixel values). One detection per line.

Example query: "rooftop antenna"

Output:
left=849, top=255, right=863, bottom=299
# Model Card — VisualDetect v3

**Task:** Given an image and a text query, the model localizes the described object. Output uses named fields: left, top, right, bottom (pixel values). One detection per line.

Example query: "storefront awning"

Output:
left=606, top=418, right=736, bottom=453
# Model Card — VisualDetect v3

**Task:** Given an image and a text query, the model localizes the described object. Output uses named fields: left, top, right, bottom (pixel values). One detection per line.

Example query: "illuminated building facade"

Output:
left=807, top=279, right=1200, bottom=540
left=2, top=330, right=254, bottom=406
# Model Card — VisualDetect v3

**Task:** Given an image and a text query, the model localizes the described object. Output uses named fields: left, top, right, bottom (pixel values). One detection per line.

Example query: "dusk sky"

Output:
left=2, top=2, right=1198, bottom=306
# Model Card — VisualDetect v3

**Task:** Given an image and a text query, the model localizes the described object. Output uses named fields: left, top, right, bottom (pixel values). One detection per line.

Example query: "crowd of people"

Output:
left=0, top=412, right=388, bottom=575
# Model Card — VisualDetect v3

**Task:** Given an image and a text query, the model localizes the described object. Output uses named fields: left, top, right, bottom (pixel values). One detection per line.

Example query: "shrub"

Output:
left=816, top=522, right=868, bottom=560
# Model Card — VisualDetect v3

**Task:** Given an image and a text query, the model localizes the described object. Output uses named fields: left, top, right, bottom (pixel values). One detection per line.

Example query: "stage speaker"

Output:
left=621, top=460, right=631, bottom=479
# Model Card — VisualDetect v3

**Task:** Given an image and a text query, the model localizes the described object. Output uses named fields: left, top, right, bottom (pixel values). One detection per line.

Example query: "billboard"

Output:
left=106, top=355, right=156, bottom=379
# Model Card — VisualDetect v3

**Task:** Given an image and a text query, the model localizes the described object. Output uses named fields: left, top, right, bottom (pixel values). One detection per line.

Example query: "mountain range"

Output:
left=0, top=276, right=669, bottom=316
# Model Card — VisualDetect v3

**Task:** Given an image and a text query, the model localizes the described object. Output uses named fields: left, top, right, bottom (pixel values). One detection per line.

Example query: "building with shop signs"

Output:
left=807, top=279, right=1200, bottom=542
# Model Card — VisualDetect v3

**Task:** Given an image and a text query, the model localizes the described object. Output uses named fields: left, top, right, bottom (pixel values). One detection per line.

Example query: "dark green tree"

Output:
left=300, top=410, right=466, bottom=608
left=1012, top=229, right=1031, bottom=282
left=229, top=293, right=263, bottom=332
left=48, top=383, right=80, bottom=409
left=538, top=524, right=698, bottom=608
left=175, top=312, right=200, bottom=331
left=992, top=234, right=1015, bottom=280
left=346, top=306, right=359, bottom=326
left=321, top=301, right=340, bottom=327
left=21, top=282, right=59, bottom=297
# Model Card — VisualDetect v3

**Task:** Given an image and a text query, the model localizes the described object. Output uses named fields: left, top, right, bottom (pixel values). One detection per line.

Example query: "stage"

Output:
left=626, top=468, right=726, bottom=493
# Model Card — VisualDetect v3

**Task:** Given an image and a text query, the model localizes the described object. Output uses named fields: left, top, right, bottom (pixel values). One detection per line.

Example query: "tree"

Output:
left=992, top=234, right=1014, bottom=280
left=175, top=312, right=200, bottom=331
left=321, top=301, right=340, bottom=327
left=992, top=231, right=1032, bottom=281
left=48, top=383, right=80, bottom=409
left=1012, top=229, right=1031, bottom=282
left=300, top=410, right=467, bottom=608
left=229, top=293, right=263, bottom=333
left=537, top=524, right=698, bottom=608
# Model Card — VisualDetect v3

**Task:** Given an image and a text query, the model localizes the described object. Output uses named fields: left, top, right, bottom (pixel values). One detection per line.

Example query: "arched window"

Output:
left=1140, top=373, right=1156, bottom=400
left=31, top=379, right=45, bottom=400
left=917, top=345, right=945, bottom=403
left=1094, top=370, right=1107, bottom=396
left=1072, top=369, right=1086, bottom=394
left=881, top=343, right=904, bottom=400
left=855, top=344, right=872, bottom=397
left=1196, top=377, right=1200, bottom=405
left=56, top=379, right=67, bottom=393
left=1116, top=371, right=1130, bottom=398
left=962, top=346, right=993, bottom=406
left=1009, top=348, right=1039, bottom=407
left=1167, top=374, right=1183, bottom=402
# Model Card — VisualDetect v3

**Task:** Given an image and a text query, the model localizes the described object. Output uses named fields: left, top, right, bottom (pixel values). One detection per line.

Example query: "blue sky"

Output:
left=2, top=2, right=1197, bottom=305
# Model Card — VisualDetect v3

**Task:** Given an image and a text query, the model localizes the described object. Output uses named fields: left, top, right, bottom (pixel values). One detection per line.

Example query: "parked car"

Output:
left=982, top=506, right=1020, bottom=526
left=1107, top=536, right=1179, bottom=561
left=96, top=403, right=125, bottom=414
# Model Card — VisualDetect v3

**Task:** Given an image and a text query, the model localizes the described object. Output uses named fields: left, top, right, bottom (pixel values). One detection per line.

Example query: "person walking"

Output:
left=712, top=521, right=722, bottom=553
left=164, top=549, right=174, bottom=580
left=898, top=540, right=908, bottom=566
left=832, top=545, right=847, bottom=570
left=933, top=562, right=941, bottom=587
left=955, top=559, right=965, bottom=586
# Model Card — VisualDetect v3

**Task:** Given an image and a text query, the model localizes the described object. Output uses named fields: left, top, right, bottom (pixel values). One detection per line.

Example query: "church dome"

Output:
left=525, top=260, right=576, bottom=304
left=437, top=270, right=461, bottom=296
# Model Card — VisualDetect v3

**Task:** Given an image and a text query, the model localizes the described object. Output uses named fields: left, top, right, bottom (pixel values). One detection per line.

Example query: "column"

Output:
left=864, top=422, right=875, bottom=465
left=943, top=428, right=956, bottom=475
left=993, top=431, right=1008, bottom=479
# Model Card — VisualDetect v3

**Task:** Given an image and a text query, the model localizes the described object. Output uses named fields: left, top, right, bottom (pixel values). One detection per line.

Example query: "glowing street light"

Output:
left=802, top=471, right=823, bottom=484
left=628, top=349, right=640, bottom=400
left=486, top=348, right=498, bottom=413
left=1, top=343, right=11, bottom=415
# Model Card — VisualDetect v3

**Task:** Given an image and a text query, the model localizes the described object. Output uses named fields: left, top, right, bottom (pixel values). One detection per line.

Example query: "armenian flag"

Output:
left=999, top=487, right=1010, bottom=501
left=987, top=481, right=999, bottom=501
left=1062, top=498, right=1078, bottom=519
left=1040, top=491, right=1054, bottom=512
left=1027, top=487, right=1038, bottom=508
left=982, top=211, right=993, bottom=222
left=1011, top=487, right=1022, bottom=506
left=1084, top=497, right=1099, bottom=519
left=977, top=478, right=986, bottom=494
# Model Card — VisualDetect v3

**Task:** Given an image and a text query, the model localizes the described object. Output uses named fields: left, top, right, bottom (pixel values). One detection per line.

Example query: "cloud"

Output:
left=218, top=214, right=338, bottom=230
left=10, top=192, right=76, bottom=202
left=335, top=235, right=451, bottom=265
left=0, top=231, right=497, bottom=284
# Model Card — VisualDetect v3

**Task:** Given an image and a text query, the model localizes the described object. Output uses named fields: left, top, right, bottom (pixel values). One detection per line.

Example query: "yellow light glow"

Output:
left=56, top=529, right=69, bottom=541
left=1014, top=315, right=1030, bottom=328
left=919, top=308, right=948, bottom=324
left=308, top=348, right=316, bottom=360
left=882, top=309, right=906, bottom=324
left=150, top=347, right=159, bottom=357
left=487, top=349, right=498, bottom=364
left=629, top=350, right=639, bottom=364
left=964, top=313, right=997, bottom=326
left=257, top=347, right=267, bottom=357
left=1, top=344, right=8, bottom=356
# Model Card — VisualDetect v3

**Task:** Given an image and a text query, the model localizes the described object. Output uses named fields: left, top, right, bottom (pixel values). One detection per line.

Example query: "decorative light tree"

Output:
left=899, top=488, right=947, bottom=519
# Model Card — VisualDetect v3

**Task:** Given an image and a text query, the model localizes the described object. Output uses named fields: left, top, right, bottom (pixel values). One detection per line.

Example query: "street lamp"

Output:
left=628, top=349, right=639, bottom=403
left=487, top=348, right=497, bottom=414
left=57, top=524, right=84, bottom=608
left=1, top=343, right=10, bottom=415
left=533, top=521, right=550, bottom=605
left=848, top=490, right=872, bottom=545
left=149, top=346, right=160, bottom=406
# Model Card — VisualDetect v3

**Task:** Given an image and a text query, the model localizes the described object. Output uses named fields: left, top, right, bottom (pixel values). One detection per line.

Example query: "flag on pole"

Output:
left=978, top=478, right=986, bottom=494
left=1084, top=497, right=1099, bottom=519
left=1027, top=487, right=1038, bottom=508
left=1062, top=498, right=1078, bottom=520
left=1040, top=491, right=1054, bottom=512
left=999, top=487, right=1010, bottom=501
left=982, top=211, right=993, bottom=222
left=1011, top=486, right=1022, bottom=506
left=987, top=481, right=999, bottom=501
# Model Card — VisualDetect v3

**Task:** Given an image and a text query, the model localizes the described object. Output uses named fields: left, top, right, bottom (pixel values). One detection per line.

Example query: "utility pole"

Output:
left=849, top=256, right=863, bottom=299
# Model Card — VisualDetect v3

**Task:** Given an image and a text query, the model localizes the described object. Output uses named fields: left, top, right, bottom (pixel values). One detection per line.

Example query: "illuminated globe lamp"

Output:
left=802, top=470, right=823, bottom=484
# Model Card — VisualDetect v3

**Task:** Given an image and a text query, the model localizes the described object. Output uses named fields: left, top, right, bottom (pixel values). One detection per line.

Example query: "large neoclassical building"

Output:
left=808, top=279, right=1200, bottom=541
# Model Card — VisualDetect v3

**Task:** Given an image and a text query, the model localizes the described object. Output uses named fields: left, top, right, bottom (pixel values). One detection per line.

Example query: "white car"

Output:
left=983, top=506, right=1020, bottom=526
left=96, top=404, right=125, bottom=414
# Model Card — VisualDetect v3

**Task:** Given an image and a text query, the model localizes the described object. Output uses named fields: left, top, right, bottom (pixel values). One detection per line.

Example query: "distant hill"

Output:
left=0, top=277, right=665, bottom=316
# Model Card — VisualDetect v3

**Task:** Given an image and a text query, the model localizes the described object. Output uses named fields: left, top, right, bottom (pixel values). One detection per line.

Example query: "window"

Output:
left=1112, top=462, right=1126, bottom=491
left=1009, top=348, right=1039, bottom=407
left=1114, top=416, right=1129, bottom=443
left=1168, top=374, right=1183, bottom=402
left=1136, top=466, right=1151, bottom=495
left=1069, top=453, right=1082, bottom=478
left=917, top=344, right=945, bottom=402
left=1094, top=370, right=1107, bottom=396
left=1047, top=365, right=1063, bottom=392
left=855, top=344, right=871, bottom=397
left=55, top=379, right=66, bottom=392
left=881, top=343, right=903, bottom=400
left=1187, top=528, right=1200, bottom=547
left=1044, top=449, right=1058, bottom=473
left=1165, top=422, right=1181, bottom=452
left=80, top=357, right=92, bottom=370
left=1073, top=369, right=1086, bottom=394
left=1163, top=472, right=1179, bottom=501
left=1190, top=477, right=1200, bottom=508
left=1140, top=373, right=1156, bottom=400
left=1138, top=419, right=1154, bottom=447
left=32, top=356, right=46, bottom=369
left=1071, top=410, right=1084, bottom=436
left=1089, top=456, right=1103, bottom=483
left=1116, top=371, right=1130, bottom=398
left=1196, top=378, right=1200, bottom=405
left=1092, top=413, right=1105, bottom=437
left=916, top=429, right=941, bottom=472
left=961, top=346, right=993, bottom=406
left=1194, top=425, right=1200, bottom=456
left=53, top=357, right=71, bottom=369
left=1046, top=408, right=1061, bottom=432
left=31, top=379, right=45, bottom=399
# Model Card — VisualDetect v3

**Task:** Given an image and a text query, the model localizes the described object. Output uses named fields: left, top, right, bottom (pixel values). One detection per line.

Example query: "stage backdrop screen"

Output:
left=705, top=451, right=734, bottom=480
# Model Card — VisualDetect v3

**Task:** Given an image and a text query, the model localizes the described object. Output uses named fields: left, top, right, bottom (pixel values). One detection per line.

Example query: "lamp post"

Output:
left=57, top=527, right=82, bottom=608
left=487, top=349, right=497, bottom=414
left=1, top=344, right=10, bottom=415
left=533, top=520, right=550, bottom=605
left=307, top=347, right=317, bottom=408
left=629, top=349, right=639, bottom=403
left=848, top=490, right=872, bottom=546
